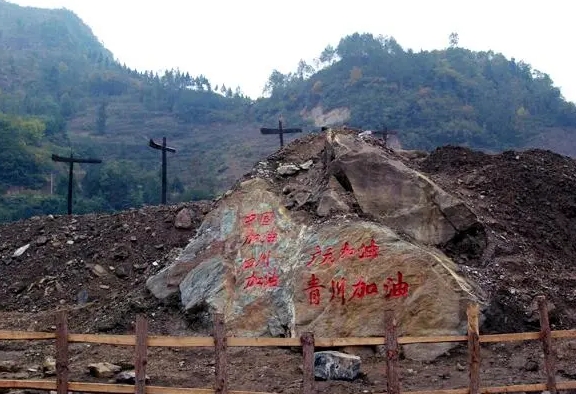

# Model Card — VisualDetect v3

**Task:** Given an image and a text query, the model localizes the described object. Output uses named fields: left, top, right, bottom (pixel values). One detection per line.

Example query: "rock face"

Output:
left=146, top=129, right=484, bottom=360
left=326, top=131, right=478, bottom=245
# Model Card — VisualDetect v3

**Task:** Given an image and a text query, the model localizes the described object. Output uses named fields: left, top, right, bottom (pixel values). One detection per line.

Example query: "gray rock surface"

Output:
left=314, top=351, right=361, bottom=381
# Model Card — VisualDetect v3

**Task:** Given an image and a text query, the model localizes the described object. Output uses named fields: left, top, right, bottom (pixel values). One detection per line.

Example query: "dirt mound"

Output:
left=0, top=202, right=211, bottom=333
left=2, top=135, right=576, bottom=393
left=418, top=146, right=576, bottom=331
left=2, top=135, right=576, bottom=337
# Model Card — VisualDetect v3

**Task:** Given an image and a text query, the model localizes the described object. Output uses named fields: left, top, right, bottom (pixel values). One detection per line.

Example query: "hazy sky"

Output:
left=10, top=0, right=576, bottom=102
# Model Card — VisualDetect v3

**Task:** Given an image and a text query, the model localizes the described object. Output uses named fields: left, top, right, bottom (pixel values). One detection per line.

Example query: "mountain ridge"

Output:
left=1, top=1, right=576, bottom=223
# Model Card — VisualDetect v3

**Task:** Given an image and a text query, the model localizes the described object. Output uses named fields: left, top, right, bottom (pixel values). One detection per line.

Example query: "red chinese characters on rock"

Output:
left=259, top=211, right=275, bottom=226
left=304, top=274, right=326, bottom=305
left=241, top=210, right=279, bottom=291
left=301, top=272, right=410, bottom=305
left=244, top=228, right=279, bottom=245
left=339, top=242, right=356, bottom=258
left=242, top=210, right=277, bottom=244
left=242, top=250, right=271, bottom=270
left=330, top=278, right=346, bottom=305
left=243, top=211, right=275, bottom=227
left=306, top=246, right=336, bottom=267
left=305, top=238, right=380, bottom=267
left=243, top=212, right=258, bottom=226
left=244, top=269, right=279, bottom=289
left=349, top=278, right=379, bottom=301
left=358, top=239, right=379, bottom=259
left=245, top=229, right=262, bottom=245
left=383, top=271, right=410, bottom=298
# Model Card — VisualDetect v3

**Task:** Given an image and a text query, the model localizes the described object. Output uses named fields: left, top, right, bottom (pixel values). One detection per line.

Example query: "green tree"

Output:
left=449, top=32, right=459, bottom=48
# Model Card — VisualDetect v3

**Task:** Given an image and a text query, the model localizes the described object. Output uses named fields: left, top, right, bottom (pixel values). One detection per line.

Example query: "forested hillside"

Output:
left=1, top=0, right=576, bottom=222
left=259, top=32, right=576, bottom=150
left=0, top=0, right=263, bottom=221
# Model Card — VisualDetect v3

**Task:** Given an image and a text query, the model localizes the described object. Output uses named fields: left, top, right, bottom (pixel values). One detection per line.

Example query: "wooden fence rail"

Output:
left=1, top=296, right=576, bottom=394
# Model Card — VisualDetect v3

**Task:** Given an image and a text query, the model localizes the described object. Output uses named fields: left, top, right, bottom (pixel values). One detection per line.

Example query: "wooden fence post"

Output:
left=384, top=309, right=401, bottom=394
left=55, top=310, right=69, bottom=394
left=213, top=313, right=228, bottom=394
left=537, top=296, right=557, bottom=394
left=134, top=315, right=148, bottom=394
left=467, top=303, right=480, bottom=394
left=301, top=332, right=315, bottom=394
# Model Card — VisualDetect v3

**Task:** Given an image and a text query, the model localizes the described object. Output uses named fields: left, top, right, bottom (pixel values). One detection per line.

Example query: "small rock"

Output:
left=87, top=362, right=121, bottom=378
left=405, top=368, right=417, bottom=376
left=314, top=351, right=361, bottom=381
left=293, top=191, right=312, bottom=207
left=130, top=236, right=137, bottom=242
left=456, top=363, right=466, bottom=371
left=154, top=244, right=164, bottom=250
left=114, top=266, right=128, bottom=279
left=277, top=164, right=300, bottom=176
left=0, top=360, right=20, bottom=373
left=42, top=356, right=56, bottom=376
left=66, top=240, right=74, bottom=245
left=112, top=245, right=130, bottom=260
left=77, top=289, right=89, bottom=304
left=299, top=159, right=314, bottom=170
left=92, top=264, right=107, bottom=277
left=524, top=360, right=539, bottom=372
left=8, top=282, right=26, bottom=294
left=174, top=208, right=193, bottom=229
left=35, top=236, right=49, bottom=246
left=99, top=285, right=110, bottom=290
left=13, top=244, right=30, bottom=257
left=115, top=370, right=150, bottom=384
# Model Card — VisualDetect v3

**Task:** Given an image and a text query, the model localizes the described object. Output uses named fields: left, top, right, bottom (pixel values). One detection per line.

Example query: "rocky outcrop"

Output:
left=146, top=129, right=485, bottom=361
left=325, top=131, right=478, bottom=245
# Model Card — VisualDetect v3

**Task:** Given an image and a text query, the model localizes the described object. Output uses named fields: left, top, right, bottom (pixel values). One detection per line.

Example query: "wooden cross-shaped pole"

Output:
left=260, top=115, right=303, bottom=148
left=149, top=137, right=176, bottom=205
left=52, top=153, right=102, bottom=215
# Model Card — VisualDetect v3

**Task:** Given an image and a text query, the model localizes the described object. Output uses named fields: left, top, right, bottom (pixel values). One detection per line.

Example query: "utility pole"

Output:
left=260, top=114, right=303, bottom=148
left=51, top=153, right=102, bottom=215
left=148, top=137, right=176, bottom=205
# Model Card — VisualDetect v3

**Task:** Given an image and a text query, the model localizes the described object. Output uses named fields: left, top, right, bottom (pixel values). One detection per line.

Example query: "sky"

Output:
left=9, top=0, right=576, bottom=102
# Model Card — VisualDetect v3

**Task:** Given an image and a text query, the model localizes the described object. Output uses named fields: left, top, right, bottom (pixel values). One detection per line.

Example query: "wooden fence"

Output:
left=1, top=295, right=576, bottom=394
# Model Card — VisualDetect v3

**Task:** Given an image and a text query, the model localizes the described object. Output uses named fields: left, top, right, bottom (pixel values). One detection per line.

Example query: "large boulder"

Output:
left=325, top=131, right=478, bottom=245
left=146, top=129, right=484, bottom=361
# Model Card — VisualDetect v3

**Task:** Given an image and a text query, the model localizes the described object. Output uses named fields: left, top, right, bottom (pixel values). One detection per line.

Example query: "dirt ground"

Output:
left=1, top=333, right=576, bottom=394
left=2, top=134, right=576, bottom=393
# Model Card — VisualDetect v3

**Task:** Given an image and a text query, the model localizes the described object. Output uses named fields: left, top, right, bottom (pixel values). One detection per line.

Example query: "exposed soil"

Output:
left=1, top=135, right=576, bottom=393
left=417, top=146, right=576, bottom=333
